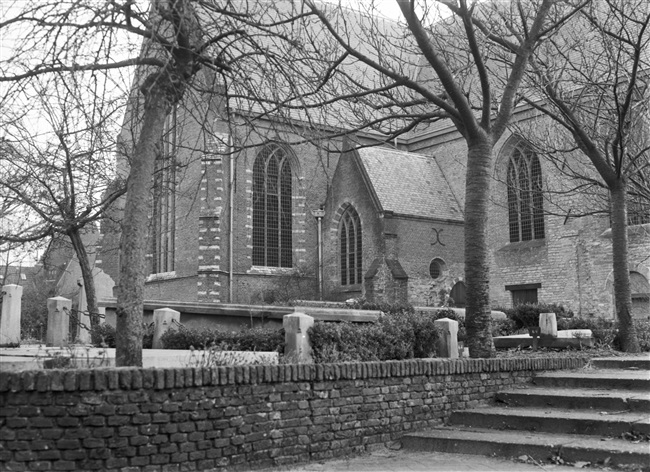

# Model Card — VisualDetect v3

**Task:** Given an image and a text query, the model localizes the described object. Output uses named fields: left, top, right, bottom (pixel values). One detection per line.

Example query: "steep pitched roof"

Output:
left=355, top=147, right=463, bottom=222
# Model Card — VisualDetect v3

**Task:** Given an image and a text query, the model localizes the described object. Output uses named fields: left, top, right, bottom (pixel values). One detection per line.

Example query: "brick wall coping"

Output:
left=0, top=356, right=588, bottom=394
left=97, top=299, right=380, bottom=322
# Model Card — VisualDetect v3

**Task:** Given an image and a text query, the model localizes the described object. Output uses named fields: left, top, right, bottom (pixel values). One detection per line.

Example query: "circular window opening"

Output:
left=429, top=258, right=445, bottom=279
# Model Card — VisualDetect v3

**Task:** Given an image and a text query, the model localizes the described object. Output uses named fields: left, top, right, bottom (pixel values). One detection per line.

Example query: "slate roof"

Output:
left=356, top=147, right=463, bottom=222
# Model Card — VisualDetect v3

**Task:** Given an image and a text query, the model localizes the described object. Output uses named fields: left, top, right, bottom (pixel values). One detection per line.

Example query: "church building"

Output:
left=98, top=3, right=650, bottom=320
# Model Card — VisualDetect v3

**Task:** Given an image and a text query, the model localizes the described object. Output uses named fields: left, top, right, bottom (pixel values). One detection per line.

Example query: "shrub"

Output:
left=309, top=310, right=438, bottom=363
left=491, top=317, right=520, bottom=337
left=91, top=323, right=116, bottom=347
left=232, top=326, right=285, bottom=352
left=142, top=322, right=154, bottom=349
left=502, top=303, right=575, bottom=331
left=19, top=273, right=54, bottom=343
left=637, top=319, right=650, bottom=352
left=160, top=324, right=284, bottom=352
left=90, top=322, right=160, bottom=349
left=427, top=308, right=467, bottom=342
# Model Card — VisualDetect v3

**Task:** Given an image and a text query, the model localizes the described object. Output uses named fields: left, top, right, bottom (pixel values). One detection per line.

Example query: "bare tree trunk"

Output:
left=68, top=229, right=100, bottom=330
left=115, top=80, right=172, bottom=367
left=610, top=182, right=640, bottom=353
left=1, top=252, right=9, bottom=282
left=464, top=136, right=494, bottom=358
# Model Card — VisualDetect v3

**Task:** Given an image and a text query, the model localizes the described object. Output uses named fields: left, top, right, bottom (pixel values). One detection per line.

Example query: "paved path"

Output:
left=265, top=446, right=591, bottom=472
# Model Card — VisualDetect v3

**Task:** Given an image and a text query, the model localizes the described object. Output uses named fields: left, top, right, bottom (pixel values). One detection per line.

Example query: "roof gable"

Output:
left=356, top=147, right=463, bottom=222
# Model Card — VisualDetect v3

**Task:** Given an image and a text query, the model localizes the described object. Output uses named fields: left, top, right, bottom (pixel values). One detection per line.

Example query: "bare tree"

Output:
left=299, top=0, right=586, bottom=357
left=0, top=72, right=125, bottom=331
left=516, top=0, right=649, bottom=351
left=1, top=0, right=322, bottom=365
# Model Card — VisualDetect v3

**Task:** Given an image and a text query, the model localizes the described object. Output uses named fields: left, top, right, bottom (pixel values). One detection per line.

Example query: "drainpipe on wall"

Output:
left=311, top=207, right=326, bottom=300
left=228, top=135, right=235, bottom=303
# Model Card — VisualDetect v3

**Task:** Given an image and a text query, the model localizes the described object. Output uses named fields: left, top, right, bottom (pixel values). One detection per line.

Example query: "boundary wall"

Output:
left=0, top=357, right=587, bottom=471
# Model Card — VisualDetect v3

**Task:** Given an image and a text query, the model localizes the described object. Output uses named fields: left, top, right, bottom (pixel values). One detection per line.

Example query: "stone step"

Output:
left=449, top=406, right=650, bottom=437
left=496, top=387, right=650, bottom=413
left=590, top=356, right=650, bottom=371
left=401, top=427, right=650, bottom=468
left=533, top=370, right=650, bottom=391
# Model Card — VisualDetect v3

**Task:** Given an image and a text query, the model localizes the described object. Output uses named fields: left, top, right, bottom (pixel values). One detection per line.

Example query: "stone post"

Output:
left=152, top=308, right=180, bottom=349
left=47, top=296, right=72, bottom=347
left=434, top=317, right=459, bottom=359
left=283, top=313, right=314, bottom=363
left=539, top=312, right=557, bottom=338
left=0, top=284, right=23, bottom=346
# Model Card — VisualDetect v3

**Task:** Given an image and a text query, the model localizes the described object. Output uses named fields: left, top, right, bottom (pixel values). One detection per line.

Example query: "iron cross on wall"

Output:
left=431, top=227, right=445, bottom=246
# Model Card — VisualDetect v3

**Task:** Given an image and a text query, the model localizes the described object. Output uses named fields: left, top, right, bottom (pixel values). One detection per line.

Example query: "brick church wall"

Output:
left=104, top=98, right=339, bottom=305
left=225, top=132, right=337, bottom=304
left=324, top=149, right=385, bottom=302
left=427, top=127, right=650, bottom=317
left=395, top=217, right=465, bottom=306
left=102, top=85, right=647, bottom=315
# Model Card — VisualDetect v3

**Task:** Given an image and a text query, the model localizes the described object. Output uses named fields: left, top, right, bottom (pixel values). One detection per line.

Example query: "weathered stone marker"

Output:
left=539, top=312, right=557, bottom=338
left=284, top=313, right=314, bottom=363
left=434, top=317, right=459, bottom=358
left=152, top=308, right=180, bottom=349
left=0, top=284, right=23, bottom=346
left=47, top=296, right=72, bottom=347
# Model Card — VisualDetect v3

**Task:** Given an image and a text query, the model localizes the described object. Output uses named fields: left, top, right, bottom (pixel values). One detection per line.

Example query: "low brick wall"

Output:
left=0, top=357, right=587, bottom=471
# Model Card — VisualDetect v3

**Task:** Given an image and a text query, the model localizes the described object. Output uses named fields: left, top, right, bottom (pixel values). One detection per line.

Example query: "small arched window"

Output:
left=507, top=145, right=545, bottom=242
left=252, top=144, right=293, bottom=268
left=340, top=206, right=362, bottom=286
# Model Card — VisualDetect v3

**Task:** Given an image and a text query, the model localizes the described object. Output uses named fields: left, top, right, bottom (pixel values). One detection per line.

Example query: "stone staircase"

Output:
left=402, top=356, right=650, bottom=469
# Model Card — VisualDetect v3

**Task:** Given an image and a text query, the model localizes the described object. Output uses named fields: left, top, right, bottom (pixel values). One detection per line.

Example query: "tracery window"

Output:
left=507, top=144, right=545, bottom=242
left=152, top=107, right=177, bottom=273
left=340, top=206, right=362, bottom=286
left=252, top=144, right=293, bottom=268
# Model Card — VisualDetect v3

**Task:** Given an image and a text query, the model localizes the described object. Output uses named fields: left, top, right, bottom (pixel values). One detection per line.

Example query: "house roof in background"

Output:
left=1, top=265, right=38, bottom=285
left=356, top=147, right=463, bottom=222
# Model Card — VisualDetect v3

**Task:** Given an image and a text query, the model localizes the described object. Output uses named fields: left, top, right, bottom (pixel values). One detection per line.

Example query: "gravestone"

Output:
left=434, top=317, right=459, bottom=359
left=0, top=285, right=23, bottom=346
left=47, top=296, right=71, bottom=347
left=153, top=308, right=180, bottom=349
left=284, top=313, right=314, bottom=363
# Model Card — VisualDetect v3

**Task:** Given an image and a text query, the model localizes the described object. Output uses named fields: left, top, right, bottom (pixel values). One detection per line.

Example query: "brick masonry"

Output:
left=431, top=128, right=650, bottom=318
left=102, top=89, right=649, bottom=315
left=0, top=357, right=588, bottom=471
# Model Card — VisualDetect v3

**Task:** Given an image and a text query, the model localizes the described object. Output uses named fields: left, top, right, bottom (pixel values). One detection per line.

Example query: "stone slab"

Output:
left=494, top=330, right=594, bottom=349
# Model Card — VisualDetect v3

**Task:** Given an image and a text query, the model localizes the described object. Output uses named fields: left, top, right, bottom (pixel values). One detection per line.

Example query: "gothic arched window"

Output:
left=252, top=144, right=293, bottom=267
left=507, top=145, right=545, bottom=242
left=152, top=106, right=177, bottom=273
left=340, top=206, right=362, bottom=285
